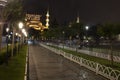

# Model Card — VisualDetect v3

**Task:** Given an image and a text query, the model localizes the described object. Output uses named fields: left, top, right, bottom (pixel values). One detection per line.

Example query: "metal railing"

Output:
left=40, top=43, right=120, bottom=80
left=55, top=44, right=120, bottom=63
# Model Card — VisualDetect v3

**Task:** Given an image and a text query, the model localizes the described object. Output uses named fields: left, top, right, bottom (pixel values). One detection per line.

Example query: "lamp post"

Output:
left=85, top=26, right=90, bottom=50
left=18, top=34, right=21, bottom=54
left=85, top=26, right=89, bottom=31
left=6, top=27, right=9, bottom=64
left=6, top=28, right=9, bottom=49
left=22, top=28, right=28, bottom=43
left=18, top=22, right=23, bottom=29
left=15, top=33, right=18, bottom=54
left=62, top=31, right=65, bottom=49
left=18, top=22, right=27, bottom=44
left=18, top=22, right=23, bottom=47
left=85, top=26, right=89, bottom=40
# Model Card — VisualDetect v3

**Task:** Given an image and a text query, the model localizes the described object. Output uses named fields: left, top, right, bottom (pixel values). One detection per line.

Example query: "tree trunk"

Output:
left=11, top=28, right=15, bottom=57
left=0, top=23, right=3, bottom=54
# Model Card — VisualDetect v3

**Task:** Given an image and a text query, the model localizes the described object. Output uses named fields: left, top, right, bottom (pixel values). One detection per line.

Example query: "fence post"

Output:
left=108, top=54, right=110, bottom=60
left=96, top=63, right=99, bottom=75
left=63, top=52, right=65, bottom=57
left=80, top=57, right=83, bottom=66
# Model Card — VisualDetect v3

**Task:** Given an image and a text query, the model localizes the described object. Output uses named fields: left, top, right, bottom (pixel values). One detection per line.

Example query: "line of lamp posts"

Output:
left=5, top=22, right=27, bottom=64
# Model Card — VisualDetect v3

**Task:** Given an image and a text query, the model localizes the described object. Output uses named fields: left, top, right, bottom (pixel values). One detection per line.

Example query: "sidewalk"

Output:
left=28, top=44, right=107, bottom=80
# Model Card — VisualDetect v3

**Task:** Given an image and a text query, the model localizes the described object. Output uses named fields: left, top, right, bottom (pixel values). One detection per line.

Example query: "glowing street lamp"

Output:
left=6, top=27, right=9, bottom=32
left=18, top=22, right=24, bottom=52
left=16, top=33, right=18, bottom=36
left=21, top=28, right=28, bottom=44
left=85, top=26, right=89, bottom=30
left=85, top=26, right=89, bottom=47
left=22, top=28, right=25, bottom=33
left=6, top=27, right=9, bottom=64
left=18, top=22, right=23, bottom=29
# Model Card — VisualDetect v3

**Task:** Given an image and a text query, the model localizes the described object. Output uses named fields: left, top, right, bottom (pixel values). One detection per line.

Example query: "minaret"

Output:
left=76, top=13, right=80, bottom=23
left=45, top=10, right=49, bottom=29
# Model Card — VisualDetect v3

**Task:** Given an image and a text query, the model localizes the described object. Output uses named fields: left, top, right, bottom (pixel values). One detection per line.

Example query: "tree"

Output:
left=28, top=28, right=41, bottom=40
left=7, top=0, right=24, bottom=56
left=97, top=23, right=120, bottom=66
left=0, top=1, right=12, bottom=53
left=0, top=0, right=24, bottom=56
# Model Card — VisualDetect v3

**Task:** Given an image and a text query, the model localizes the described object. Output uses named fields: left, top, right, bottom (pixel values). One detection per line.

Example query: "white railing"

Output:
left=54, top=44, right=120, bottom=63
left=40, top=43, right=120, bottom=80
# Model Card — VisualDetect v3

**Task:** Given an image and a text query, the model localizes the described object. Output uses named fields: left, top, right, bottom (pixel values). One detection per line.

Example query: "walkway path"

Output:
left=29, top=44, right=107, bottom=80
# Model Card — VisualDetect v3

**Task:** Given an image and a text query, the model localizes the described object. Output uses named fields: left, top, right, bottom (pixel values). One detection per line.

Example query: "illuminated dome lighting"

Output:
left=46, top=11, right=49, bottom=17
left=46, top=23, right=49, bottom=26
left=46, top=19, right=49, bottom=22
left=45, top=10, right=50, bottom=28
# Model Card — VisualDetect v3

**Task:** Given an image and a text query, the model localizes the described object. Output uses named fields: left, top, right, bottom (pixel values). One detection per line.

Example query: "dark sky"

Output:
left=24, top=0, right=120, bottom=25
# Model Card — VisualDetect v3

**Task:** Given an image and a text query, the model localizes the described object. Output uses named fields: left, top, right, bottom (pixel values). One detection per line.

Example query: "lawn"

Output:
left=0, top=45, right=27, bottom=80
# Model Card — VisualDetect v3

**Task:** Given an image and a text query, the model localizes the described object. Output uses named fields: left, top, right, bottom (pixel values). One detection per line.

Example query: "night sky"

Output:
left=24, top=0, right=120, bottom=25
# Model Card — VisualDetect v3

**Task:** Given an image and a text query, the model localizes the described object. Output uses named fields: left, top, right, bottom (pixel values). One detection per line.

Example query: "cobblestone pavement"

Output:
left=29, top=44, right=108, bottom=80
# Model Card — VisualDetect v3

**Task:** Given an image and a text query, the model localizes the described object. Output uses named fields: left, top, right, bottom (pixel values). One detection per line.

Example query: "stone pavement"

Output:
left=28, top=44, right=108, bottom=80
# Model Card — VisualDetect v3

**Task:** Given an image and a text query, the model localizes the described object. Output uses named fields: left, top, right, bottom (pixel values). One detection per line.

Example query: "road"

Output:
left=28, top=44, right=107, bottom=80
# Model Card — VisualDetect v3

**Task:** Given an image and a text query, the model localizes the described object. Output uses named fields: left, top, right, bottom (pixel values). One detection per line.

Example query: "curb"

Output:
left=24, top=46, right=29, bottom=80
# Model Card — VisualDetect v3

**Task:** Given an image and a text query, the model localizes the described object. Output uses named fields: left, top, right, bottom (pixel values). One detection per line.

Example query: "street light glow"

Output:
left=62, top=31, right=65, bottom=34
left=85, top=26, right=89, bottom=30
left=19, top=22, right=23, bottom=29
left=22, top=28, right=25, bottom=33
left=22, top=28, right=28, bottom=37
left=6, top=27, right=9, bottom=32
left=46, top=11, right=49, bottom=17
left=16, top=33, right=18, bottom=36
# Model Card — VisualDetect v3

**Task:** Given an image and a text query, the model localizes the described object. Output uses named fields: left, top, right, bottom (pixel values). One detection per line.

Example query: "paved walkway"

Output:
left=29, top=44, right=107, bottom=80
